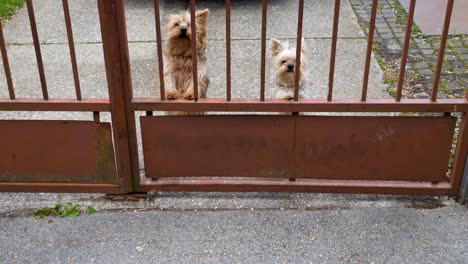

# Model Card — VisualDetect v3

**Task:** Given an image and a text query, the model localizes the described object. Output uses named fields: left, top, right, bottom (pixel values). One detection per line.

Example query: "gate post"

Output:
left=97, top=0, right=139, bottom=193
left=459, top=157, right=468, bottom=204
left=452, top=113, right=468, bottom=203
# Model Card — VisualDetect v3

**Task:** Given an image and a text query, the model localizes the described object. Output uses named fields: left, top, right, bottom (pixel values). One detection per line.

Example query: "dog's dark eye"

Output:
left=281, top=60, right=287, bottom=64
left=175, top=22, right=179, bottom=26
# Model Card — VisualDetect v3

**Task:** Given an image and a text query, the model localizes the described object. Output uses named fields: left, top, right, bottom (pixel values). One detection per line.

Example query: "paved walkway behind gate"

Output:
left=350, top=0, right=467, bottom=99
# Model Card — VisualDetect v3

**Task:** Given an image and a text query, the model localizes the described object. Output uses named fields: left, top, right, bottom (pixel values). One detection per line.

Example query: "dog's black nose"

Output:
left=287, top=64, right=294, bottom=71
left=180, top=28, right=187, bottom=35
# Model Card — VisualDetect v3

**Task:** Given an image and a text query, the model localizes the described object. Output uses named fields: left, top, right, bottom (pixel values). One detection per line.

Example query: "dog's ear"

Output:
left=195, top=9, right=209, bottom=27
left=271, top=38, right=287, bottom=57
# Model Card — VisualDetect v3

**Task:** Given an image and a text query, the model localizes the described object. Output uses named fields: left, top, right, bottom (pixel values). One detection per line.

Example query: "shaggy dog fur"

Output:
left=270, top=38, right=311, bottom=100
left=164, top=9, right=209, bottom=101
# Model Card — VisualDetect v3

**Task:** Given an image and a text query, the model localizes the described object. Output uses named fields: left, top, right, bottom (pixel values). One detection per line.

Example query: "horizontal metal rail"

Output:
left=137, top=178, right=455, bottom=196
left=0, top=182, right=120, bottom=193
left=0, top=98, right=110, bottom=112
left=132, top=98, right=468, bottom=112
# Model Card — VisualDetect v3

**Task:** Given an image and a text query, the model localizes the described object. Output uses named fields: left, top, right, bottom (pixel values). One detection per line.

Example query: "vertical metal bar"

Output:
left=93, top=111, right=100, bottom=123
left=328, top=0, right=340, bottom=102
left=431, top=0, right=454, bottom=102
left=114, top=0, right=141, bottom=192
left=97, top=0, right=136, bottom=193
left=154, top=0, right=165, bottom=100
left=62, top=0, right=82, bottom=101
left=0, top=22, right=15, bottom=99
left=189, top=0, right=198, bottom=101
left=361, top=0, right=378, bottom=102
left=26, top=0, right=48, bottom=100
left=458, top=156, right=468, bottom=204
left=293, top=0, right=304, bottom=101
left=226, top=0, right=231, bottom=102
left=260, top=0, right=267, bottom=101
left=396, top=0, right=416, bottom=102
left=451, top=113, right=468, bottom=197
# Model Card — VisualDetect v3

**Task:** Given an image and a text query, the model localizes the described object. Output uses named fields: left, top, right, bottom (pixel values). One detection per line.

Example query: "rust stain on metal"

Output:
left=0, top=120, right=117, bottom=184
left=94, top=122, right=118, bottom=183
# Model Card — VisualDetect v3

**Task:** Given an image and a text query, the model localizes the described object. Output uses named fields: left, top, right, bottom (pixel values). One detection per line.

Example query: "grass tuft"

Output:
left=33, top=201, right=96, bottom=218
left=0, top=0, right=24, bottom=22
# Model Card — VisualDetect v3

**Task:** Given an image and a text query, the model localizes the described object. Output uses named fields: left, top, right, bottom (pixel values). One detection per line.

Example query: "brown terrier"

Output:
left=164, top=9, right=209, bottom=100
left=271, top=38, right=311, bottom=100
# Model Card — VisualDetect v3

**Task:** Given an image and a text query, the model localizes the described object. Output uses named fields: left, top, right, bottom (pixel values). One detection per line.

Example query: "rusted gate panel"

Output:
left=141, top=116, right=295, bottom=178
left=295, top=116, right=456, bottom=182
left=141, top=115, right=455, bottom=182
left=0, top=120, right=117, bottom=186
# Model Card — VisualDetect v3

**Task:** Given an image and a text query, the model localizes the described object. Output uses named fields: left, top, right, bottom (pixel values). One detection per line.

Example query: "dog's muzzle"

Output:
left=180, top=28, right=188, bottom=37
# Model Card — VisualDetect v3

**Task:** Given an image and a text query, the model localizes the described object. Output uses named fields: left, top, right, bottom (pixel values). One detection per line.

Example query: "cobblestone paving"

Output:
left=349, top=0, right=467, bottom=99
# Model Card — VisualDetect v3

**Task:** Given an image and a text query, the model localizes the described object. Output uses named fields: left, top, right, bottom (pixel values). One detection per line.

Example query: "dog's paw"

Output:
left=166, top=89, right=178, bottom=100
left=183, top=90, right=194, bottom=100
left=281, top=95, right=294, bottom=100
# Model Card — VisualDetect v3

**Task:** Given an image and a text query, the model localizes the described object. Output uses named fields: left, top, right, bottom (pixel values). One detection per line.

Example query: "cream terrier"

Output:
left=164, top=9, right=209, bottom=100
left=270, top=38, right=311, bottom=99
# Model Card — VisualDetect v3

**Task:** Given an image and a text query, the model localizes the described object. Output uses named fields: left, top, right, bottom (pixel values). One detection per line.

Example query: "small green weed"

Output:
left=392, top=0, right=408, bottom=24
left=448, top=150, right=456, bottom=166
left=372, top=39, right=383, bottom=52
left=384, top=72, right=398, bottom=85
left=439, top=196, right=449, bottom=202
left=374, top=53, right=386, bottom=70
left=440, top=80, right=450, bottom=94
left=87, top=206, right=96, bottom=214
left=33, top=201, right=96, bottom=218
left=411, top=25, right=429, bottom=39
left=452, top=33, right=466, bottom=38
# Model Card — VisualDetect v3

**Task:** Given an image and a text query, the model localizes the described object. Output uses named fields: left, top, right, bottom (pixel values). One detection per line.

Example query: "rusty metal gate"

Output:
left=0, top=0, right=467, bottom=198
